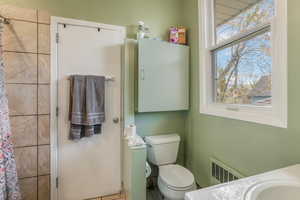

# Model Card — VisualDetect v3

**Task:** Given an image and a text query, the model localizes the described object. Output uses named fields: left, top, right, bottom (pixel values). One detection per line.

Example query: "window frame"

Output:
left=199, top=0, right=287, bottom=128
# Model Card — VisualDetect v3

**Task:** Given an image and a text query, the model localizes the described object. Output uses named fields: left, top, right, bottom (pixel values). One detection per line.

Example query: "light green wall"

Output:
left=182, top=0, right=300, bottom=187
left=1, top=0, right=182, bottom=39
left=135, top=111, right=188, bottom=164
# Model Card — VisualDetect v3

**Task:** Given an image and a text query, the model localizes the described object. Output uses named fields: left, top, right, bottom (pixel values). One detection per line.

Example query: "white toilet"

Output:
left=145, top=134, right=196, bottom=200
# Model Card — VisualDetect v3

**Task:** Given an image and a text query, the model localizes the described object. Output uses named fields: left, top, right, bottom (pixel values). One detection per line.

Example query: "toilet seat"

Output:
left=158, top=176, right=195, bottom=191
left=158, top=175, right=197, bottom=200
left=159, top=164, right=195, bottom=190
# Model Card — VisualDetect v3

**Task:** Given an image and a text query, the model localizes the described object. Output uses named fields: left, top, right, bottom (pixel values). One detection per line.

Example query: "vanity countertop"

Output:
left=185, top=164, right=300, bottom=200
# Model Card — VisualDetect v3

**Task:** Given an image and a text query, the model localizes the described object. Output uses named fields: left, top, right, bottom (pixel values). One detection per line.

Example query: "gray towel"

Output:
left=69, top=75, right=105, bottom=140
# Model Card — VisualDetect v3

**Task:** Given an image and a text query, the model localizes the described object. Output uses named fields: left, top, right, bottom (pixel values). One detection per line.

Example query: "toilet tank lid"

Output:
left=145, top=134, right=180, bottom=145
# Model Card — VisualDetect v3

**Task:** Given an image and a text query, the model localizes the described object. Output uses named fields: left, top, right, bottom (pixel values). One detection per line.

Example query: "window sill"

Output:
left=200, top=103, right=287, bottom=128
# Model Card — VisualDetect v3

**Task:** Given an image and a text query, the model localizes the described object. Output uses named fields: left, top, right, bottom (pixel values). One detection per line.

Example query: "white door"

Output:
left=55, top=19, right=125, bottom=200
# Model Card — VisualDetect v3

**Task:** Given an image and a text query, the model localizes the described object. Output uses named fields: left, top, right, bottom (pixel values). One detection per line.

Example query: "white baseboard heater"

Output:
left=210, top=158, right=244, bottom=185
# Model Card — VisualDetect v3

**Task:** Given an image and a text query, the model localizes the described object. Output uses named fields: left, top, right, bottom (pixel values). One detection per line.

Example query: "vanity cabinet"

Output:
left=137, top=39, right=189, bottom=112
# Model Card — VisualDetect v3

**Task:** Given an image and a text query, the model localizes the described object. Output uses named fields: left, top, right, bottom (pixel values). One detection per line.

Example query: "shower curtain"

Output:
left=0, top=23, right=21, bottom=200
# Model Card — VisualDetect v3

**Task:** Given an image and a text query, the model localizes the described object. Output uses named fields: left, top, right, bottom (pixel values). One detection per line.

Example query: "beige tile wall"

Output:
left=1, top=5, right=51, bottom=200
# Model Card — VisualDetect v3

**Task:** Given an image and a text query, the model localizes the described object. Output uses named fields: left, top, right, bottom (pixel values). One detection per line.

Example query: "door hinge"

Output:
left=56, top=177, right=59, bottom=188
left=56, top=32, right=59, bottom=43
left=56, top=107, right=59, bottom=117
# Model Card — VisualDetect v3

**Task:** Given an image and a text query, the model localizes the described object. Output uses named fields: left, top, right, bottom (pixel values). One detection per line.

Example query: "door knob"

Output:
left=113, top=117, right=119, bottom=124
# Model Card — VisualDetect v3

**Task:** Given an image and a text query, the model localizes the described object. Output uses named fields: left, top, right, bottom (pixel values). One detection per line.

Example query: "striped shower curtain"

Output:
left=0, top=22, right=21, bottom=200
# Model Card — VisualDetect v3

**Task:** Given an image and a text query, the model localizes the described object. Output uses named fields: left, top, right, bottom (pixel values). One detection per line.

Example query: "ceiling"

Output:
left=215, top=0, right=261, bottom=26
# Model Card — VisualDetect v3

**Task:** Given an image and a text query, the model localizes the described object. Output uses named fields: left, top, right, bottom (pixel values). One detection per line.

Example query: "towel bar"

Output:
left=67, top=74, right=115, bottom=81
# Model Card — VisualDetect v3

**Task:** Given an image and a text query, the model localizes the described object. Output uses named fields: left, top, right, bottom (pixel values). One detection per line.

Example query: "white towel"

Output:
left=127, top=135, right=145, bottom=147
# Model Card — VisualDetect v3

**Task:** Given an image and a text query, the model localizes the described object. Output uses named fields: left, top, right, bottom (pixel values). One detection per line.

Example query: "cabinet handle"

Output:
left=141, top=68, right=145, bottom=80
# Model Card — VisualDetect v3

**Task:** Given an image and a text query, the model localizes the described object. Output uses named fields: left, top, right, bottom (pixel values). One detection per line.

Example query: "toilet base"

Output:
left=157, top=176, right=196, bottom=200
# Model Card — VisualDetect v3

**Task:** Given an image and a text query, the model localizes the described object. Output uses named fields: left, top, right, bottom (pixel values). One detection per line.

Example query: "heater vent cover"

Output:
left=210, top=158, right=244, bottom=185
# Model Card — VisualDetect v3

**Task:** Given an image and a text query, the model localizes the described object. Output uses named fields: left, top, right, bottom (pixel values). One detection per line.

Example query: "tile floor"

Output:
left=86, top=192, right=125, bottom=200
left=84, top=188, right=162, bottom=200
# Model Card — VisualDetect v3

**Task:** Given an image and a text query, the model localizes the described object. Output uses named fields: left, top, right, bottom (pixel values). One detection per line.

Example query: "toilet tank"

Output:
left=145, top=134, right=180, bottom=166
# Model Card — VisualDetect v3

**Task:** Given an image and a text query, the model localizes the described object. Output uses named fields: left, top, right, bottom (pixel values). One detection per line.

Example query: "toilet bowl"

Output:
left=144, top=134, right=196, bottom=200
left=158, top=164, right=196, bottom=200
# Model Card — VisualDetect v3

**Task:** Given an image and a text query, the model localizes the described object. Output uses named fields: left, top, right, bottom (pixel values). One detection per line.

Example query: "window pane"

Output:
left=215, top=0, right=274, bottom=43
left=214, top=31, right=272, bottom=106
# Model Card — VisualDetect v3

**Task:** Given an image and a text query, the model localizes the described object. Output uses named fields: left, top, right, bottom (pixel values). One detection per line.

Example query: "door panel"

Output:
left=57, top=23, right=123, bottom=200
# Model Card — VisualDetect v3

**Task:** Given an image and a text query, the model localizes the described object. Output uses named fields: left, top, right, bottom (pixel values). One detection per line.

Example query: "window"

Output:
left=200, top=0, right=287, bottom=127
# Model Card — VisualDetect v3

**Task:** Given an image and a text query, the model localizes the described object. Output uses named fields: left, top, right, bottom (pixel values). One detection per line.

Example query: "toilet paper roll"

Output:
left=124, top=124, right=137, bottom=138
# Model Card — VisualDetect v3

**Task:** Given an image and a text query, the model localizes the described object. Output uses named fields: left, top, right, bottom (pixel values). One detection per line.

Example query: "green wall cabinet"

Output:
left=137, top=39, right=189, bottom=112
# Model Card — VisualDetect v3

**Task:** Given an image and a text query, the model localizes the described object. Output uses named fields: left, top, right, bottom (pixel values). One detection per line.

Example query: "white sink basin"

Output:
left=245, top=180, right=300, bottom=200
left=185, top=165, right=300, bottom=200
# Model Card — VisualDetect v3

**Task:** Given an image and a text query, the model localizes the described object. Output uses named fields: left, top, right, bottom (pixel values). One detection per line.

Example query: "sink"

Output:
left=185, top=165, right=300, bottom=200
left=244, top=180, right=300, bottom=200
left=256, top=185, right=300, bottom=200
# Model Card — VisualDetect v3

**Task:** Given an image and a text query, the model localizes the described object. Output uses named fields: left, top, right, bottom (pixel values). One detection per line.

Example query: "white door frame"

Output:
left=50, top=16, right=126, bottom=200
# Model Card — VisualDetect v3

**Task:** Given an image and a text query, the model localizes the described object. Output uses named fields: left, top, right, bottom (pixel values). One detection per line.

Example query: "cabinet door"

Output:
left=138, top=39, right=189, bottom=112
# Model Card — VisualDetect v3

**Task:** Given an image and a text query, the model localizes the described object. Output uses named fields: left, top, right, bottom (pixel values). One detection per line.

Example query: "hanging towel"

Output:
left=69, top=75, right=105, bottom=140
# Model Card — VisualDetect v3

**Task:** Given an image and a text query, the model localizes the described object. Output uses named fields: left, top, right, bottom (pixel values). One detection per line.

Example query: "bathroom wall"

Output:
left=135, top=112, right=188, bottom=164
left=0, top=0, right=183, bottom=40
left=181, top=0, right=300, bottom=187
left=1, top=5, right=51, bottom=199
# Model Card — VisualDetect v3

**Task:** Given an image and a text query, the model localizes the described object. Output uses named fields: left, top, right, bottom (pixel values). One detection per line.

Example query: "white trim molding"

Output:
left=50, top=16, right=126, bottom=200
left=199, top=0, right=288, bottom=128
